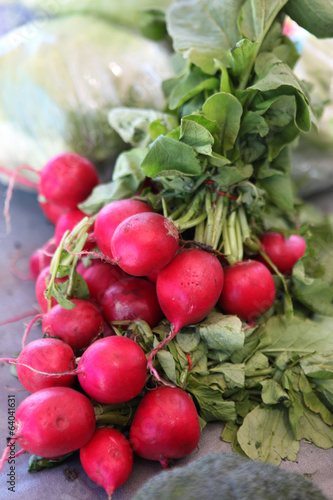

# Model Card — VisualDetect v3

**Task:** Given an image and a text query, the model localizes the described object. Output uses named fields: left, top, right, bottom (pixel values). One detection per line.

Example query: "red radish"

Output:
left=101, top=277, right=163, bottom=328
left=54, top=209, right=94, bottom=246
left=35, top=266, right=68, bottom=313
left=146, top=269, right=159, bottom=283
left=15, top=338, right=76, bottom=392
left=77, top=260, right=125, bottom=306
left=258, top=232, right=306, bottom=275
left=14, top=387, right=96, bottom=458
left=39, top=199, right=70, bottom=224
left=77, top=336, right=147, bottom=404
left=80, top=427, right=133, bottom=499
left=94, top=199, right=153, bottom=259
left=38, top=153, right=99, bottom=210
left=129, top=386, right=200, bottom=468
left=29, top=239, right=56, bottom=281
left=42, top=299, right=105, bottom=350
left=148, top=248, right=224, bottom=381
left=218, top=260, right=276, bottom=322
left=111, top=212, right=179, bottom=276
left=156, top=248, right=224, bottom=332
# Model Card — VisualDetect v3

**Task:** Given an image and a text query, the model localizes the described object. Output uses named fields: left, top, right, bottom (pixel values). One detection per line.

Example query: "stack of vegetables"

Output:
left=2, top=0, right=333, bottom=498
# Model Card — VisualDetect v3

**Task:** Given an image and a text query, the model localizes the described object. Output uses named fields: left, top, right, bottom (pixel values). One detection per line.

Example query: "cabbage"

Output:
left=0, top=14, right=172, bottom=176
left=19, top=0, right=173, bottom=29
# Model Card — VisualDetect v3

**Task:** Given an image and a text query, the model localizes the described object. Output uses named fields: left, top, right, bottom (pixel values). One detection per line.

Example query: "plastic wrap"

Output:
left=20, top=0, right=173, bottom=29
left=0, top=14, right=173, bottom=178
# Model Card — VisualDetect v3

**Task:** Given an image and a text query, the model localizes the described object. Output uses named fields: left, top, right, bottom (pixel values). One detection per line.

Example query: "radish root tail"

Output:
left=147, top=324, right=179, bottom=386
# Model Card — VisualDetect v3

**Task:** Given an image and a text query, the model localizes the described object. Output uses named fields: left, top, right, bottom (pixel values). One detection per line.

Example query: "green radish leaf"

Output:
left=180, top=118, right=214, bottom=155
left=237, top=405, right=299, bottom=464
left=259, top=173, right=294, bottom=212
left=239, top=0, right=288, bottom=42
left=260, top=380, right=290, bottom=406
left=168, top=66, right=219, bottom=110
left=182, top=114, right=220, bottom=135
left=301, top=353, right=333, bottom=381
left=49, top=283, right=76, bottom=310
left=258, top=316, right=333, bottom=356
left=284, top=0, right=333, bottom=38
left=141, top=135, right=202, bottom=178
left=176, top=329, right=201, bottom=352
left=166, top=0, right=245, bottom=74
left=28, top=453, right=73, bottom=472
left=79, top=148, right=147, bottom=214
left=222, top=421, right=248, bottom=457
left=197, top=312, right=244, bottom=355
left=227, top=39, right=259, bottom=80
left=213, top=164, right=253, bottom=187
left=202, top=93, right=243, bottom=154
left=289, top=391, right=333, bottom=448
left=108, top=108, right=178, bottom=147
left=210, top=363, right=245, bottom=389
left=149, top=120, right=168, bottom=141
left=239, top=111, right=269, bottom=137
left=245, top=352, right=269, bottom=376
left=157, top=350, right=178, bottom=384
left=187, top=380, right=238, bottom=422
left=299, top=371, right=333, bottom=425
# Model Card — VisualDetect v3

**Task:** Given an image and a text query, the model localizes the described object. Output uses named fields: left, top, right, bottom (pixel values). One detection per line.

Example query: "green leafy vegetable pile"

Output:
left=42, top=0, right=333, bottom=466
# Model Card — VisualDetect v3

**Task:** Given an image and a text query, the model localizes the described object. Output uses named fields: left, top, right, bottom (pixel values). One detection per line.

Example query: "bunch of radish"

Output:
left=1, top=152, right=307, bottom=498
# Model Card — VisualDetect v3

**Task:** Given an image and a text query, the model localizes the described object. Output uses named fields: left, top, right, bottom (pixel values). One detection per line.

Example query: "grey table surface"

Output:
left=1, top=184, right=333, bottom=500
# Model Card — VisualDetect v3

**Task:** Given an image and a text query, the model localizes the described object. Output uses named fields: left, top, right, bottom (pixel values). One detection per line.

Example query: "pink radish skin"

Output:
left=14, top=387, right=96, bottom=458
left=77, top=260, right=126, bottom=306
left=218, top=260, right=276, bottom=322
left=101, top=277, right=163, bottom=328
left=129, top=387, right=201, bottom=467
left=80, top=427, right=133, bottom=499
left=111, top=212, right=179, bottom=276
left=38, top=153, right=99, bottom=210
left=29, top=240, right=56, bottom=281
left=42, top=299, right=105, bottom=351
left=156, top=248, right=224, bottom=332
left=54, top=209, right=94, bottom=247
left=16, top=338, right=76, bottom=392
left=147, top=248, right=224, bottom=382
left=258, top=232, right=306, bottom=275
left=39, top=199, right=70, bottom=224
left=77, top=336, right=147, bottom=404
left=35, top=266, right=68, bottom=313
left=148, top=248, right=224, bottom=382
left=94, top=199, right=153, bottom=259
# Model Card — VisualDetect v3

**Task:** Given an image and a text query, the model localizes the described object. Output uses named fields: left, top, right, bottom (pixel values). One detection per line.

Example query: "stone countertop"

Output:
left=1, top=184, right=333, bottom=500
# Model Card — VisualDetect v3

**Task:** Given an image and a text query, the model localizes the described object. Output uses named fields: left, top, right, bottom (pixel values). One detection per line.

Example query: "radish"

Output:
left=42, top=299, right=105, bottom=351
left=101, top=277, right=163, bottom=328
left=14, top=387, right=96, bottom=458
left=80, top=427, right=133, bottom=499
left=258, top=232, right=306, bottom=275
left=218, top=260, right=276, bottom=322
left=147, top=248, right=224, bottom=381
left=77, top=336, right=147, bottom=404
left=129, top=386, right=201, bottom=468
left=156, top=248, right=224, bottom=329
left=14, top=338, right=76, bottom=392
left=29, top=239, right=56, bottom=281
left=38, top=153, right=99, bottom=210
left=35, top=266, right=68, bottom=313
left=39, top=199, right=70, bottom=224
left=77, top=260, right=125, bottom=306
left=94, top=199, right=153, bottom=259
left=54, top=209, right=94, bottom=247
left=111, top=212, right=179, bottom=276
